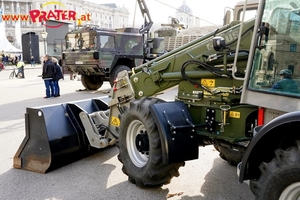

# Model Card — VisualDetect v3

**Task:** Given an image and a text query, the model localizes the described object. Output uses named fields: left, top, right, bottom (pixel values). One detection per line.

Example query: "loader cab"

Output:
left=233, top=0, right=259, bottom=21
left=242, top=1, right=300, bottom=115
left=223, top=0, right=259, bottom=25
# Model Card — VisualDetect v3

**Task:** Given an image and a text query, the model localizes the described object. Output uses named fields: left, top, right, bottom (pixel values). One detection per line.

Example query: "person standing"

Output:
left=52, top=57, right=63, bottom=97
left=58, top=56, right=64, bottom=80
left=30, top=56, right=35, bottom=67
left=0, top=61, right=4, bottom=71
left=16, top=60, right=25, bottom=78
left=42, top=55, right=55, bottom=98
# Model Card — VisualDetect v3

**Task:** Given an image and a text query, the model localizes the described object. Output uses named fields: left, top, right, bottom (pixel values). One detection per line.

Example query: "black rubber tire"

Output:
left=214, top=143, right=244, bottom=166
left=109, top=65, right=131, bottom=87
left=9, top=71, right=15, bottom=79
left=118, top=97, right=185, bottom=187
left=81, top=75, right=104, bottom=90
left=250, top=140, right=300, bottom=200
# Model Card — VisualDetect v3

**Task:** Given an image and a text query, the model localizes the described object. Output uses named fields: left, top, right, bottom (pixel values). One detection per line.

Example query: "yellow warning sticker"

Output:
left=111, top=116, right=120, bottom=127
left=201, top=79, right=215, bottom=87
left=229, top=111, right=240, bottom=119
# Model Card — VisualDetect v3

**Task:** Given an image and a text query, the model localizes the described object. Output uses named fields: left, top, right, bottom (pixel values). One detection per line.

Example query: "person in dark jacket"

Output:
left=42, top=54, right=55, bottom=98
left=52, top=57, right=63, bottom=97
left=30, top=56, right=35, bottom=67
left=270, top=69, right=299, bottom=93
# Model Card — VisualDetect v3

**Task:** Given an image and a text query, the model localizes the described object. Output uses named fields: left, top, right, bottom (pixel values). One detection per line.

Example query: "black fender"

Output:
left=150, top=101, right=199, bottom=164
left=239, top=111, right=300, bottom=182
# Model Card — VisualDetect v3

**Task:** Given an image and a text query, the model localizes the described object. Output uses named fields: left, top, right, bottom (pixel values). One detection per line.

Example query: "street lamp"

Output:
left=41, top=30, right=48, bottom=55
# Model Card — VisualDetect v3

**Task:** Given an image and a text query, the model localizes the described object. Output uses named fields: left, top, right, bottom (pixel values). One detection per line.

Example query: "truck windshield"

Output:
left=65, top=31, right=97, bottom=50
left=248, top=0, right=300, bottom=96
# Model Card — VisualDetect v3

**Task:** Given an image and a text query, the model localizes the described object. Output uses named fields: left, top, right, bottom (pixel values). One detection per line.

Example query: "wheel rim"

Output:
left=126, top=119, right=149, bottom=168
left=279, top=182, right=300, bottom=200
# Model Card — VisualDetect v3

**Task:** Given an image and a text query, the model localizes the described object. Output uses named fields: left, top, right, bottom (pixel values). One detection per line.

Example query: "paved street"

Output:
left=0, top=65, right=255, bottom=200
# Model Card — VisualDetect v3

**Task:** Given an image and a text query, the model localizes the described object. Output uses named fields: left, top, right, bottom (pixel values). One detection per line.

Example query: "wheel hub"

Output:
left=279, top=182, right=300, bottom=200
left=135, top=130, right=149, bottom=153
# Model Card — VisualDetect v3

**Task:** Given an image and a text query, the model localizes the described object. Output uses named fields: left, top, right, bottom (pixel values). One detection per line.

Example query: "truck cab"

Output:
left=62, top=26, right=164, bottom=90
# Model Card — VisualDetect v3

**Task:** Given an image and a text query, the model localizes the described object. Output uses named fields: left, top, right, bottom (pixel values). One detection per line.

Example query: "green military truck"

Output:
left=62, top=26, right=164, bottom=90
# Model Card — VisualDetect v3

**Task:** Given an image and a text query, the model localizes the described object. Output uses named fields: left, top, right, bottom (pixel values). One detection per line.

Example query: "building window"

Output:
left=54, top=5, right=57, bottom=9
left=290, top=44, right=297, bottom=52
left=5, top=5, right=10, bottom=10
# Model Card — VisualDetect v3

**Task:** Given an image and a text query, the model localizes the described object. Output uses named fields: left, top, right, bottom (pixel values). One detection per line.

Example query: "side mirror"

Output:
left=223, top=10, right=232, bottom=25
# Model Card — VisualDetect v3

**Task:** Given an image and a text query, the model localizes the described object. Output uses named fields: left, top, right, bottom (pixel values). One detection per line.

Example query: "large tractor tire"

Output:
left=250, top=140, right=300, bottom=200
left=118, top=97, right=185, bottom=187
left=81, top=75, right=104, bottom=90
left=214, top=143, right=244, bottom=166
left=109, top=65, right=131, bottom=87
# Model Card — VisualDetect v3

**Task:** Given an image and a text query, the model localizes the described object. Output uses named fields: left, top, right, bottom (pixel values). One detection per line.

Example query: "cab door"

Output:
left=98, top=34, right=116, bottom=68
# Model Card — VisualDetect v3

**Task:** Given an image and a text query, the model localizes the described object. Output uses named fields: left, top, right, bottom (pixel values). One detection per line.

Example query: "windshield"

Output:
left=65, top=31, right=97, bottom=50
left=248, top=0, right=300, bottom=96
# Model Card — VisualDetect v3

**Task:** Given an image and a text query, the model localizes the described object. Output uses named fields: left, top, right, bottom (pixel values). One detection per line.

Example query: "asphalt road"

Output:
left=0, top=65, right=255, bottom=200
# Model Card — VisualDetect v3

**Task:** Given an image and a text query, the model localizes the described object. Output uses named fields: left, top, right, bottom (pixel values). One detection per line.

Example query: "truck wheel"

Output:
left=109, top=65, right=131, bottom=87
left=81, top=75, right=104, bottom=90
left=213, top=143, right=244, bottom=166
left=118, top=97, right=185, bottom=187
left=250, top=140, right=300, bottom=200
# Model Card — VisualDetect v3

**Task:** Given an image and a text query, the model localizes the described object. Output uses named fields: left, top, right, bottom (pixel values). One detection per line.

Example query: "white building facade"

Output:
left=1, top=0, right=129, bottom=53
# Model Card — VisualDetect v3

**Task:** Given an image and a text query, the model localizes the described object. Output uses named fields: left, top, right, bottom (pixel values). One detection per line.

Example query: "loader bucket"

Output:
left=13, top=98, right=109, bottom=173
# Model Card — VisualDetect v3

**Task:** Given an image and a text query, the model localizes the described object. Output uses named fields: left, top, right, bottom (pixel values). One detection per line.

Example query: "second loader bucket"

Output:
left=13, top=98, right=108, bottom=173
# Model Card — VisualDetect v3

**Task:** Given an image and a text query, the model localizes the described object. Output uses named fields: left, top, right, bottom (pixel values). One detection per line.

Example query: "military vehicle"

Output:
left=62, top=0, right=164, bottom=90
left=154, top=17, right=187, bottom=38
left=13, top=0, right=300, bottom=199
left=162, top=0, right=259, bottom=51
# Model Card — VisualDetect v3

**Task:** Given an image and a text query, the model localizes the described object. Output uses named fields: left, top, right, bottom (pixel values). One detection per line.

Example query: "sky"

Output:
left=86, top=0, right=242, bottom=27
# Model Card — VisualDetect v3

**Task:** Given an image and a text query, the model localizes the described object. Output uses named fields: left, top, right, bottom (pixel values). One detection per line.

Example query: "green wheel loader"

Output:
left=13, top=0, right=300, bottom=199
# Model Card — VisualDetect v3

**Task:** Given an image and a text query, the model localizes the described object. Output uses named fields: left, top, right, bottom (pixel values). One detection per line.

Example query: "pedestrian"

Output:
left=58, top=56, right=64, bottom=80
left=42, top=54, right=55, bottom=98
left=5, top=55, right=8, bottom=65
left=30, top=56, right=35, bottom=67
left=52, top=57, right=63, bottom=97
left=14, top=56, right=18, bottom=65
left=16, top=59, right=25, bottom=78
left=0, top=61, right=4, bottom=71
left=269, top=69, right=299, bottom=93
